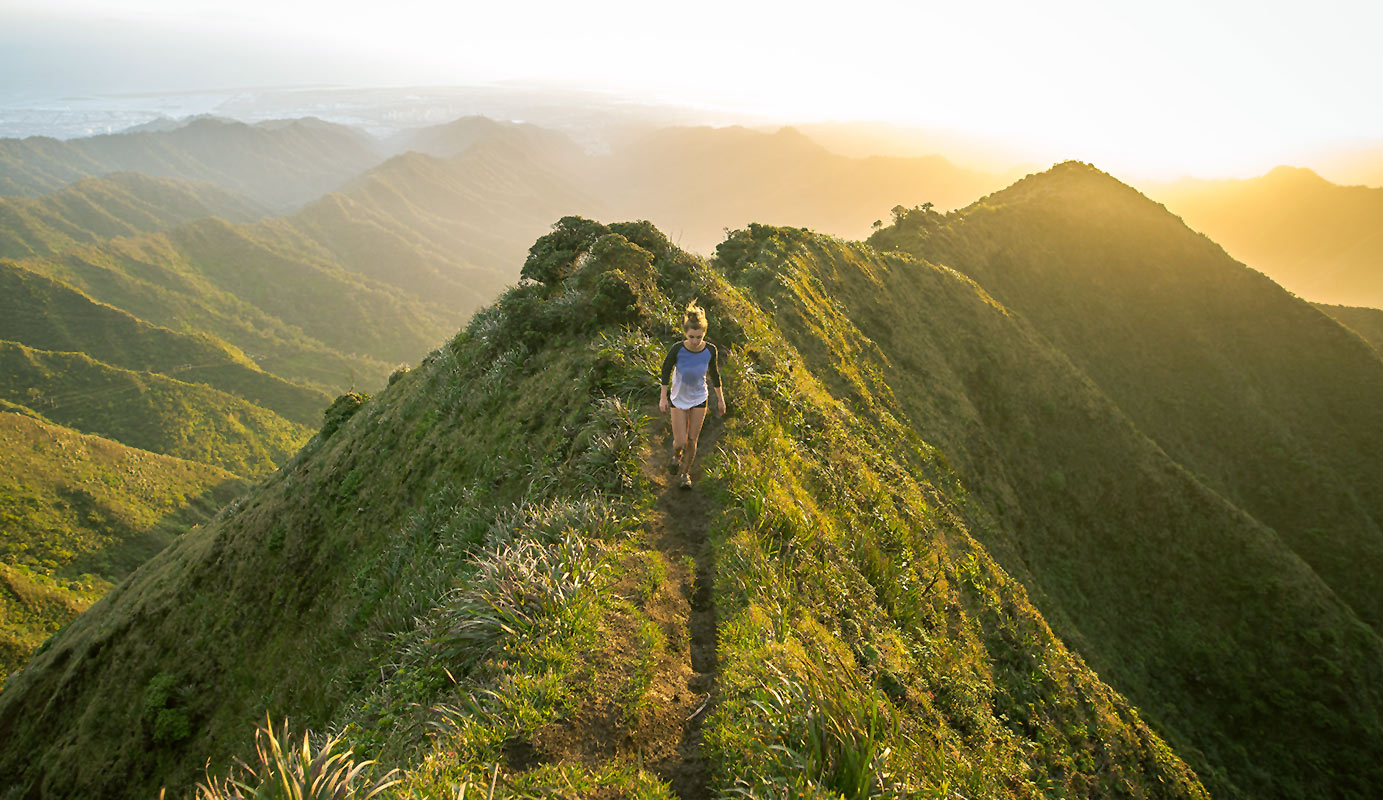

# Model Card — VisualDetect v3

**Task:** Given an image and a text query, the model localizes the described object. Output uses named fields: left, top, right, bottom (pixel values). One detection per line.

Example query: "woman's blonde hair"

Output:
left=682, top=299, right=708, bottom=332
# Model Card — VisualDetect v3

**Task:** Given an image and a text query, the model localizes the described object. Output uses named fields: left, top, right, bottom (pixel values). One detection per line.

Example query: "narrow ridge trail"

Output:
left=527, top=404, right=723, bottom=797
left=642, top=405, right=723, bottom=800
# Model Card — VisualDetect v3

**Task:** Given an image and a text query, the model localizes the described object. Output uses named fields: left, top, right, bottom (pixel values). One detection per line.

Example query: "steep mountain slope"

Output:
left=0, top=172, right=267, bottom=260
left=0, top=261, right=329, bottom=426
left=0, top=117, right=384, bottom=211
left=871, top=162, right=1383, bottom=636
left=0, top=219, right=1217, bottom=800
left=1316, top=302, right=1383, bottom=356
left=290, top=138, right=607, bottom=310
left=1146, top=166, right=1383, bottom=307
left=595, top=125, right=1008, bottom=253
left=0, top=340, right=309, bottom=477
left=725, top=221, right=1383, bottom=798
left=0, top=405, right=244, bottom=685
left=9, top=217, right=439, bottom=388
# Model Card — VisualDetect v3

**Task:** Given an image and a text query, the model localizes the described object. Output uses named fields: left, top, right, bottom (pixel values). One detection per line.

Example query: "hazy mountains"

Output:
left=1148, top=165, right=1383, bottom=308
left=0, top=116, right=381, bottom=211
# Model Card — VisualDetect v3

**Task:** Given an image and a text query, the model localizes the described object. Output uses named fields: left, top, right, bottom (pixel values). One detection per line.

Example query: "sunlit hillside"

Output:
left=1147, top=166, right=1383, bottom=308
left=0, top=405, right=245, bottom=685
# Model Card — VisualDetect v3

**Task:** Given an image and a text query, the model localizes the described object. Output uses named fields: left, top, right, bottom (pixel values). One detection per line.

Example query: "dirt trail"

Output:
left=642, top=407, right=722, bottom=799
left=528, top=406, right=722, bottom=797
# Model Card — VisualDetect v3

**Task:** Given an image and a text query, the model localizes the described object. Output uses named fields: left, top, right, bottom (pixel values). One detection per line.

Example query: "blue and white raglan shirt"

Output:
left=660, top=341, right=721, bottom=409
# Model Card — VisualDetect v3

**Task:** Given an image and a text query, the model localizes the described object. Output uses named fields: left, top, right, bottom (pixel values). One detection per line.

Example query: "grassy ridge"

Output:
left=290, top=140, right=606, bottom=312
left=0, top=172, right=266, bottom=260
left=162, top=216, right=454, bottom=364
left=3, top=165, right=1381, bottom=798
left=1316, top=303, right=1383, bottom=356
left=0, top=261, right=330, bottom=426
left=870, top=162, right=1383, bottom=633
left=0, top=407, right=244, bottom=685
left=13, top=233, right=401, bottom=392
left=729, top=216, right=1383, bottom=795
left=691, top=238, right=1206, bottom=797
left=0, top=340, right=311, bottom=477
left=1, top=146, right=592, bottom=389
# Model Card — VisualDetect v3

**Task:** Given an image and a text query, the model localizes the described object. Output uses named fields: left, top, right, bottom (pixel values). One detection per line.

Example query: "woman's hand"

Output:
left=659, top=394, right=669, bottom=414
left=716, top=397, right=726, bottom=417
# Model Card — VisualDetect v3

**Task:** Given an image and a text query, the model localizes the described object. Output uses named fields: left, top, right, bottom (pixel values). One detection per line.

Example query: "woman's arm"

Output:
left=709, top=344, right=726, bottom=416
left=660, top=343, right=679, bottom=414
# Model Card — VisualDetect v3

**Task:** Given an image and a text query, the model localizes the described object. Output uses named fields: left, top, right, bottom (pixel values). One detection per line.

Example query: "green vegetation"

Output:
left=0, top=261, right=330, bottom=425
left=0, top=408, right=244, bottom=684
left=0, top=213, right=1226, bottom=799
left=870, top=162, right=1383, bottom=636
left=195, top=716, right=399, bottom=800
left=0, top=171, right=266, bottom=260
left=1316, top=302, right=1383, bottom=356
left=0, top=340, right=311, bottom=476
left=0, top=134, right=585, bottom=686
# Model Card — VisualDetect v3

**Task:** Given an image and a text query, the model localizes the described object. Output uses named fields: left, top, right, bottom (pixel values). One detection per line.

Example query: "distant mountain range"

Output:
left=0, top=116, right=380, bottom=211
left=1147, top=166, right=1383, bottom=308
left=7, top=113, right=1378, bottom=308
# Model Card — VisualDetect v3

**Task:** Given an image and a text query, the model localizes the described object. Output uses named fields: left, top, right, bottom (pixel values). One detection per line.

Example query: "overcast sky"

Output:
left=2, top=0, right=1379, bottom=178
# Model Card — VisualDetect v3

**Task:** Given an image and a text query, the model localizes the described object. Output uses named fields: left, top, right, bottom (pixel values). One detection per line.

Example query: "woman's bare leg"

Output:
left=680, top=406, right=708, bottom=476
left=670, top=407, right=688, bottom=466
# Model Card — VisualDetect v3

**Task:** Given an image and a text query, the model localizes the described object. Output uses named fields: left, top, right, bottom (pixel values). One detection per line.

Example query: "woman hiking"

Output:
left=659, top=299, right=725, bottom=489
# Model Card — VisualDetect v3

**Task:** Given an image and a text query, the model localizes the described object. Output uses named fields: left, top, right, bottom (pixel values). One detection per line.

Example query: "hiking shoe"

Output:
left=669, top=450, right=681, bottom=474
left=680, top=473, right=693, bottom=489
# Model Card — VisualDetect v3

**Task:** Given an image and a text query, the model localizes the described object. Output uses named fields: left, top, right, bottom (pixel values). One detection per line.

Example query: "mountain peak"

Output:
left=963, top=159, right=1158, bottom=214
left=1261, top=164, right=1329, bottom=185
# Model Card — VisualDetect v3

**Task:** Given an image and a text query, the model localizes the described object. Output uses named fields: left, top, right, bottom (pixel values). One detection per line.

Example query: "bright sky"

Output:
left=2, top=0, right=1379, bottom=180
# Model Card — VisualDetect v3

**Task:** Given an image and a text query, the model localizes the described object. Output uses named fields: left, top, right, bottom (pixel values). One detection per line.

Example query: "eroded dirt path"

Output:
left=528, top=405, right=723, bottom=798
left=642, top=407, right=722, bottom=799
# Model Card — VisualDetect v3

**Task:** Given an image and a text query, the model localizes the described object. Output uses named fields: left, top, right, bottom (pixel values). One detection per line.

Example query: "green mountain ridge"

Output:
left=1315, top=302, right=1383, bottom=356
left=9, top=218, right=435, bottom=388
left=290, top=138, right=608, bottom=311
left=0, top=214, right=1211, bottom=799
left=870, top=161, right=1383, bottom=634
left=2, top=132, right=604, bottom=394
left=3, top=164, right=1381, bottom=797
left=0, top=408, right=245, bottom=685
left=0, top=340, right=311, bottom=477
left=0, top=171, right=268, bottom=261
left=0, top=260, right=330, bottom=426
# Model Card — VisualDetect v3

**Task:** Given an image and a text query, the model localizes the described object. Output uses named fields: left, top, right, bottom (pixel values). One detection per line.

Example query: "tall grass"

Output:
left=194, top=716, right=398, bottom=800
